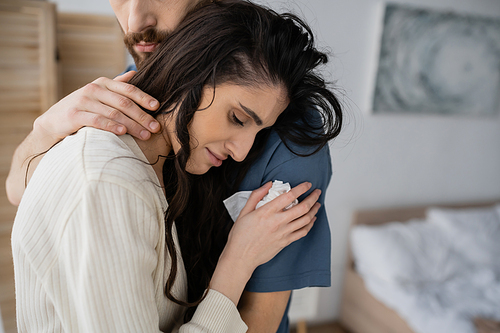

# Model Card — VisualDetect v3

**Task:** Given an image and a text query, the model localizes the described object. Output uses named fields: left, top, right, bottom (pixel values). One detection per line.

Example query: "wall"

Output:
left=50, top=0, right=500, bottom=325
left=50, top=0, right=114, bottom=15
left=272, top=0, right=500, bottom=324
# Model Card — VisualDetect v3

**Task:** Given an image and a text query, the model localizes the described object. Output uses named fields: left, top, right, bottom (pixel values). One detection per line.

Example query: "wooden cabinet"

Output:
left=0, top=2, right=125, bottom=332
left=0, top=2, right=57, bottom=332
left=57, top=12, right=126, bottom=98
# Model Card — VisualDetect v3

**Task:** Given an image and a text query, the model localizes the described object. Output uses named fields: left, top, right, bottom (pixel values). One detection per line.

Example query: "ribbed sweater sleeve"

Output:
left=179, top=289, right=248, bottom=333
left=18, top=179, right=164, bottom=332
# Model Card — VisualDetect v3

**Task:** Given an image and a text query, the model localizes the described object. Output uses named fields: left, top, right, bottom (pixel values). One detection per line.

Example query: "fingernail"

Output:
left=308, top=182, right=312, bottom=188
left=150, top=100, right=159, bottom=108
left=140, top=130, right=150, bottom=140
left=116, top=125, right=125, bottom=134
left=149, top=121, right=159, bottom=131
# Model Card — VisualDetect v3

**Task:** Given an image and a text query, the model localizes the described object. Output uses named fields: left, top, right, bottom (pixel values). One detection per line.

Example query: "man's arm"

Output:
left=238, top=290, right=291, bottom=333
left=5, top=72, right=160, bottom=205
left=6, top=128, right=58, bottom=205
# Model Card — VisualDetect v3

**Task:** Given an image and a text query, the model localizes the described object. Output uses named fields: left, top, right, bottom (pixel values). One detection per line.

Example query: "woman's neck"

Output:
left=133, top=119, right=172, bottom=185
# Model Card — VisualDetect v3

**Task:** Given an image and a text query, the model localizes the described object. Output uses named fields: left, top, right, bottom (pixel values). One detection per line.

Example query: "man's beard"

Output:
left=123, top=28, right=171, bottom=69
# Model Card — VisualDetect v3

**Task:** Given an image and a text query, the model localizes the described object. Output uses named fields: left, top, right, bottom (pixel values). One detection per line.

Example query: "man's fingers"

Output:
left=69, top=91, right=152, bottom=140
left=83, top=80, right=159, bottom=138
left=70, top=109, right=126, bottom=136
left=93, top=77, right=160, bottom=134
left=102, top=76, right=159, bottom=112
left=114, top=70, right=136, bottom=83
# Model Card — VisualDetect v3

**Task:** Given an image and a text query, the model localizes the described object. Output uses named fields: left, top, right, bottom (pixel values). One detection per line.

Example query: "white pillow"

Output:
left=426, top=206, right=500, bottom=268
left=351, top=219, right=466, bottom=285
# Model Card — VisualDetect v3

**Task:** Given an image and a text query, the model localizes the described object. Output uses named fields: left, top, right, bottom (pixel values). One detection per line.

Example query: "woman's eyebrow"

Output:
left=239, top=103, right=263, bottom=126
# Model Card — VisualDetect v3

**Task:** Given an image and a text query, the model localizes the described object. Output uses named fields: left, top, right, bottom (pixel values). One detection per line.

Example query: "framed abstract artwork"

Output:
left=372, top=3, right=500, bottom=116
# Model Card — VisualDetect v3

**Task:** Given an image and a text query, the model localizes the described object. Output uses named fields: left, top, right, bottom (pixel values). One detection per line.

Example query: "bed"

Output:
left=339, top=200, right=500, bottom=333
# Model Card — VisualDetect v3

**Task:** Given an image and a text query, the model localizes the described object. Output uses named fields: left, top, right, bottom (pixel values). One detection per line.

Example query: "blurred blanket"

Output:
left=351, top=205, right=500, bottom=333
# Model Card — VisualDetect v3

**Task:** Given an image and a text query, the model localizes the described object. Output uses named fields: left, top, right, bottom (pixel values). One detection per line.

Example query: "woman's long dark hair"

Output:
left=128, top=0, right=343, bottom=319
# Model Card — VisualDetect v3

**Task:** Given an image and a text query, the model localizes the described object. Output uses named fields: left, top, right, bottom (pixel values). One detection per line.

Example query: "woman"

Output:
left=11, top=0, right=342, bottom=332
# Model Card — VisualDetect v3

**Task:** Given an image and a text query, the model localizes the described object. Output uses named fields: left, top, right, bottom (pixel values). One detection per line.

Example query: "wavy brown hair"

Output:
left=128, top=0, right=343, bottom=319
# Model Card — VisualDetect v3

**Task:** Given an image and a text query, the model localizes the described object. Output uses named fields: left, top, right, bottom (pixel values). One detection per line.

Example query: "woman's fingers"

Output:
left=282, top=202, right=320, bottom=245
left=239, top=181, right=273, bottom=217
left=287, top=216, right=317, bottom=244
left=280, top=188, right=321, bottom=221
left=259, top=182, right=312, bottom=212
left=227, top=183, right=321, bottom=270
left=286, top=202, right=321, bottom=233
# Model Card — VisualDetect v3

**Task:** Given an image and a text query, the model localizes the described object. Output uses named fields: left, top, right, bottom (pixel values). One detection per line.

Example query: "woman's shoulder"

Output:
left=48, top=127, right=155, bottom=187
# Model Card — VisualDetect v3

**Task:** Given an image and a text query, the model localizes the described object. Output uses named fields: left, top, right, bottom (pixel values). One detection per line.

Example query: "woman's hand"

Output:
left=210, top=182, right=321, bottom=305
left=34, top=71, right=161, bottom=141
left=226, top=181, right=321, bottom=274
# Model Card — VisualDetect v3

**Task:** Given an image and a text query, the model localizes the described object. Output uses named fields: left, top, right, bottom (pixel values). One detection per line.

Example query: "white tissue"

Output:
left=223, top=180, right=298, bottom=222
left=223, top=191, right=252, bottom=222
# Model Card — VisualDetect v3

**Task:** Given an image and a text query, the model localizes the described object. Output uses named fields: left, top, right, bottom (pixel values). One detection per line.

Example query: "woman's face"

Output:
left=167, top=83, right=289, bottom=175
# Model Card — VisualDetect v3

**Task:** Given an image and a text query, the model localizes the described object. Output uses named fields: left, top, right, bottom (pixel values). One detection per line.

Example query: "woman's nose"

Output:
left=227, top=135, right=256, bottom=162
left=128, top=0, right=157, bottom=33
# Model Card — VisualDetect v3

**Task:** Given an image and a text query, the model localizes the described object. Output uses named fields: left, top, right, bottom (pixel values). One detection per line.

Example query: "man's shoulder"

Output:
left=120, top=63, right=137, bottom=75
left=240, top=129, right=332, bottom=191
left=266, top=131, right=331, bottom=171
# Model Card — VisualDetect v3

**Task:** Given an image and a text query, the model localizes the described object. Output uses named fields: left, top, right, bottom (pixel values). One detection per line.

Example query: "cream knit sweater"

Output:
left=11, top=128, right=248, bottom=333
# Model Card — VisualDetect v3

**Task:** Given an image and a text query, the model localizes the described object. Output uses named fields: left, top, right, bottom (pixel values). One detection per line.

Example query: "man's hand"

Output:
left=238, top=290, right=291, bottom=333
left=35, top=71, right=160, bottom=141
left=6, top=72, right=161, bottom=205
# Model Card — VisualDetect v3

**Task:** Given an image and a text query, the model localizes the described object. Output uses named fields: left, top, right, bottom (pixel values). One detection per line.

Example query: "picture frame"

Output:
left=372, top=3, right=500, bottom=116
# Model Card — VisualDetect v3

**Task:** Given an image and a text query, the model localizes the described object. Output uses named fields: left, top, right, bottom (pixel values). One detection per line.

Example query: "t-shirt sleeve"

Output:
left=60, top=180, right=163, bottom=332
left=120, top=63, right=137, bottom=75
left=245, top=144, right=332, bottom=292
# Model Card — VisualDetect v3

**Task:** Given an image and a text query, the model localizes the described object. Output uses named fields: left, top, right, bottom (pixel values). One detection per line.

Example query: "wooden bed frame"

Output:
left=339, top=200, right=500, bottom=333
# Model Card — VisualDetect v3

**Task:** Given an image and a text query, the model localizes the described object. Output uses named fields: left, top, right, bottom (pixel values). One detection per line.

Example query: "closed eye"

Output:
left=231, top=113, right=244, bottom=126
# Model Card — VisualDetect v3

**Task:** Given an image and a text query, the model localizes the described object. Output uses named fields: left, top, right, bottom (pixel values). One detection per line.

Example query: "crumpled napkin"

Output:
left=223, top=180, right=298, bottom=222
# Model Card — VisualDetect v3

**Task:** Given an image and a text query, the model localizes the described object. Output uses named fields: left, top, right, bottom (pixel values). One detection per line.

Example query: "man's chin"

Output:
left=128, top=51, right=149, bottom=69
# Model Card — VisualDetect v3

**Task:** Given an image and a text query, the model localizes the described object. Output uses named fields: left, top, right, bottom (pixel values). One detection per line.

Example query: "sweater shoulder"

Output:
left=33, top=128, right=159, bottom=202
left=58, top=128, right=153, bottom=183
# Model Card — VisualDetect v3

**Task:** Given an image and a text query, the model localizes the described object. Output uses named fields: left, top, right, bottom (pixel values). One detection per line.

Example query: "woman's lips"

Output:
left=135, top=43, right=158, bottom=53
left=206, top=148, right=224, bottom=167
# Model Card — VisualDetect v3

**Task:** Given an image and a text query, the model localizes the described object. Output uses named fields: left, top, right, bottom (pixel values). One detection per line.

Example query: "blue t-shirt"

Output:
left=238, top=130, right=332, bottom=333
left=124, top=65, right=332, bottom=333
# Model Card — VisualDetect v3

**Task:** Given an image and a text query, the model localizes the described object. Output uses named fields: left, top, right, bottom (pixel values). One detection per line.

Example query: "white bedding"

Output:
left=351, top=204, right=500, bottom=333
